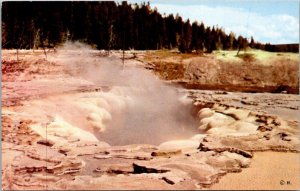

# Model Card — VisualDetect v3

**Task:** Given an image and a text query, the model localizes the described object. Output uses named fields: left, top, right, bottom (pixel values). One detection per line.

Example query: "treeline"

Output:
left=264, top=43, right=299, bottom=53
left=2, top=1, right=297, bottom=53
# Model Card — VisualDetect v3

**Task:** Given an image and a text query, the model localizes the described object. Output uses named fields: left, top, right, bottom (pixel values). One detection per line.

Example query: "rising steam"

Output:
left=31, top=42, right=199, bottom=145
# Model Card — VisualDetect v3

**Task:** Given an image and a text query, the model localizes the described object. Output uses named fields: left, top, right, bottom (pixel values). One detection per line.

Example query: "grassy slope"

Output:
left=141, top=49, right=299, bottom=93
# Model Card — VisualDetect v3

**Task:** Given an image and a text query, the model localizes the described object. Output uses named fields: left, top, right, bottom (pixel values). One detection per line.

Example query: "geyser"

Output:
left=46, top=42, right=201, bottom=145
left=95, top=87, right=200, bottom=145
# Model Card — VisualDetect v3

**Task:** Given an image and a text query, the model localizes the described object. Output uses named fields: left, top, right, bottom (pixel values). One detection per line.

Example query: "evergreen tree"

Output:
left=250, top=36, right=255, bottom=48
left=2, top=1, right=273, bottom=53
left=179, top=19, right=192, bottom=53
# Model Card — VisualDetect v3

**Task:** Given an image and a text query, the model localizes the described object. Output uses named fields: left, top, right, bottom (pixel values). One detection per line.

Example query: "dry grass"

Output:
left=214, top=49, right=299, bottom=64
left=143, top=49, right=201, bottom=63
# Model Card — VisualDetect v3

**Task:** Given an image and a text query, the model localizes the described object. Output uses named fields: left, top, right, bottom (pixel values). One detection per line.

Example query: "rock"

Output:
left=12, top=156, right=50, bottom=173
left=200, top=131, right=299, bottom=152
left=198, top=112, right=235, bottom=131
left=257, top=125, right=273, bottom=132
left=25, top=145, right=65, bottom=163
left=198, top=142, right=253, bottom=158
left=94, top=164, right=133, bottom=174
left=162, top=162, right=226, bottom=186
left=133, top=163, right=170, bottom=174
left=46, top=158, right=84, bottom=175
left=233, top=121, right=258, bottom=134
left=198, top=108, right=215, bottom=119
left=161, top=177, right=175, bottom=185
left=222, top=151, right=251, bottom=168
left=37, top=139, right=55, bottom=147
left=151, top=149, right=182, bottom=157
left=67, top=142, right=110, bottom=156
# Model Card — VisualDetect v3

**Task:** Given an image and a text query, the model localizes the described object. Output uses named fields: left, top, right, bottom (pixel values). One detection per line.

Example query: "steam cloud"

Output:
left=43, top=42, right=200, bottom=145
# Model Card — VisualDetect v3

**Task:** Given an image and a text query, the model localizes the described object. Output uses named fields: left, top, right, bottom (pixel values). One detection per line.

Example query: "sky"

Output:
left=128, top=0, right=299, bottom=44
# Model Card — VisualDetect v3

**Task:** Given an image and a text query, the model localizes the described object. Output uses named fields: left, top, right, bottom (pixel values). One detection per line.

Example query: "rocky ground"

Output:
left=2, top=48, right=299, bottom=190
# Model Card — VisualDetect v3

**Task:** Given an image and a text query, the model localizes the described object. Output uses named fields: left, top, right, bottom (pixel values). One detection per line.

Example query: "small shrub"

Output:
left=236, top=53, right=255, bottom=62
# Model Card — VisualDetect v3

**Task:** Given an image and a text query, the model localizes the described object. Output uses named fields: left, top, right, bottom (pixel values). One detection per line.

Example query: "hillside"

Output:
left=139, top=49, right=299, bottom=94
